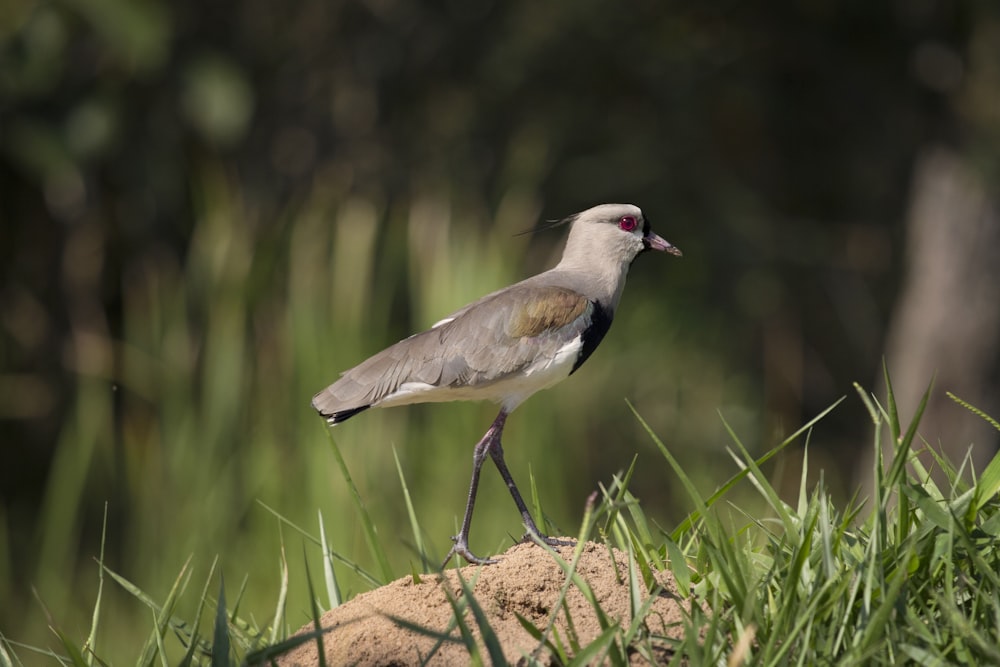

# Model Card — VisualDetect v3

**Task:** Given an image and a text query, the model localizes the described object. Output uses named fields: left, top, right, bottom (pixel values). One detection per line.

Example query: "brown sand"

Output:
left=273, top=540, right=691, bottom=666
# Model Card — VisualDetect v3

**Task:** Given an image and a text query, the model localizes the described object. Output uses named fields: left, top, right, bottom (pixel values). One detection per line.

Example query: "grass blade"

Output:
left=84, top=504, right=108, bottom=665
left=626, top=400, right=709, bottom=522
left=303, top=550, right=327, bottom=667
left=393, top=446, right=430, bottom=571
left=566, top=624, right=621, bottom=667
left=882, top=358, right=901, bottom=444
left=268, top=536, right=289, bottom=647
left=456, top=570, right=506, bottom=666
left=317, top=510, right=342, bottom=609
left=883, top=377, right=933, bottom=500
left=668, top=398, right=845, bottom=537
left=211, top=576, right=229, bottom=667
left=947, top=393, right=1000, bottom=510
left=179, top=556, right=219, bottom=665
left=322, top=431, right=393, bottom=583
left=257, top=500, right=381, bottom=587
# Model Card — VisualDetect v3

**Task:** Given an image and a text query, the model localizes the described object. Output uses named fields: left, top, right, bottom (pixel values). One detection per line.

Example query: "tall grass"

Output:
left=2, top=166, right=735, bottom=662
left=5, top=365, right=999, bottom=664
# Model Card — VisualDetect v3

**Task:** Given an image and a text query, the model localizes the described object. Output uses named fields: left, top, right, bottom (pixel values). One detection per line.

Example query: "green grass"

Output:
left=3, top=170, right=997, bottom=663
left=4, top=370, right=1000, bottom=665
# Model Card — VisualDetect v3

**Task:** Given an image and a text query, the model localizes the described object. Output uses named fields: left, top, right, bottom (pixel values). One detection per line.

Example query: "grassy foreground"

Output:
left=3, top=370, right=999, bottom=665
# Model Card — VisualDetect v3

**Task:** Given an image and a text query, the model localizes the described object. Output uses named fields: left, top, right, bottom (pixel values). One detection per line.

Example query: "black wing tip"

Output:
left=315, top=404, right=371, bottom=425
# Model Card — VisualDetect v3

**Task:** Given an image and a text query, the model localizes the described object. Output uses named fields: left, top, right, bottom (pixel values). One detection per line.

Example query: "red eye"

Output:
left=618, top=215, right=638, bottom=232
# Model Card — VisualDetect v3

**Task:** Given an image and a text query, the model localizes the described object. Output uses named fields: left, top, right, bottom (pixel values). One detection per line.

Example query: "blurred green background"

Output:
left=2, top=0, right=1000, bottom=660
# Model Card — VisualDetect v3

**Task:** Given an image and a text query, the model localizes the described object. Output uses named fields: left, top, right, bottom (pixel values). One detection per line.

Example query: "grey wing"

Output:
left=311, top=285, right=595, bottom=423
left=434, top=286, right=595, bottom=384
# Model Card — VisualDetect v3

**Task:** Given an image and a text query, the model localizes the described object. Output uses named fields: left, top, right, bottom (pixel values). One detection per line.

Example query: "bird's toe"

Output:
left=441, top=537, right=500, bottom=568
left=521, top=532, right=575, bottom=548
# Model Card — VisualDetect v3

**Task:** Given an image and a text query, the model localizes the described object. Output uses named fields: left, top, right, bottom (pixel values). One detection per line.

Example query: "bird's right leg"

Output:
left=441, top=411, right=508, bottom=568
left=487, top=436, right=574, bottom=550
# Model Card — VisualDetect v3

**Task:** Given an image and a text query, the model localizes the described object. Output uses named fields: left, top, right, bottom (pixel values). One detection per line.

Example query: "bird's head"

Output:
left=561, top=203, right=682, bottom=269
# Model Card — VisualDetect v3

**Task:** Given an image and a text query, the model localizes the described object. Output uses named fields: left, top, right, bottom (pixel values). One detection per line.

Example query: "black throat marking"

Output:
left=638, top=214, right=654, bottom=256
left=570, top=301, right=613, bottom=375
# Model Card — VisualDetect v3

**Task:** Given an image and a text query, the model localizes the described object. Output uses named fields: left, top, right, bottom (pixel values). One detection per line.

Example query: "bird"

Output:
left=311, top=203, right=681, bottom=566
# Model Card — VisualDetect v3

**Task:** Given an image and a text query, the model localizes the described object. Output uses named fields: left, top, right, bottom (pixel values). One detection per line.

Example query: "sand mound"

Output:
left=274, top=540, right=691, bottom=666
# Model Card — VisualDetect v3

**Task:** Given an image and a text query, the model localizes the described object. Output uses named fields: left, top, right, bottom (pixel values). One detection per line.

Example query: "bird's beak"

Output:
left=644, top=230, right=683, bottom=256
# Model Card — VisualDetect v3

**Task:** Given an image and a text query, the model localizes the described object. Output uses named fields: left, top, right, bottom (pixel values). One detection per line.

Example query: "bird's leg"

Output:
left=441, top=409, right=574, bottom=569
left=441, top=411, right=508, bottom=568
left=487, top=423, right=575, bottom=550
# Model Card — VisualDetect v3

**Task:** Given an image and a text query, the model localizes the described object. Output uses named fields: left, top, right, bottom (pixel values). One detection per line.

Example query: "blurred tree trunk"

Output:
left=860, top=11, right=1000, bottom=492
left=864, top=145, right=1000, bottom=490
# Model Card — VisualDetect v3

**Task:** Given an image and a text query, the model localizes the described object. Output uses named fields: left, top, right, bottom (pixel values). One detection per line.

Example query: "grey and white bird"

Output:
left=311, top=203, right=681, bottom=566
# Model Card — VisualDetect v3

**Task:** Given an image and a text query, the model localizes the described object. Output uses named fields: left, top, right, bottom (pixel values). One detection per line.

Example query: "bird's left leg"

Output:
left=441, top=412, right=508, bottom=568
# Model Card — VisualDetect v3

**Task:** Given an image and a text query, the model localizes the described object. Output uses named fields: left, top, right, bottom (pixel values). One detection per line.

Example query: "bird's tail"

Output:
left=311, top=393, right=371, bottom=425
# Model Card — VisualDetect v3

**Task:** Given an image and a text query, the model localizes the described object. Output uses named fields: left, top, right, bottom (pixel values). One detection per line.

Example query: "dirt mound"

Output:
left=275, top=540, right=690, bottom=666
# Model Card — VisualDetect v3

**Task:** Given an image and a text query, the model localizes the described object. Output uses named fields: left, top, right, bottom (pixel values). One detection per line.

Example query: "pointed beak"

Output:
left=644, top=230, right=682, bottom=256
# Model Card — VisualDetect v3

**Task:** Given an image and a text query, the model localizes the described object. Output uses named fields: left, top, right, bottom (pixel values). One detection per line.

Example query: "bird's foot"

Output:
left=441, top=535, right=499, bottom=569
left=521, top=532, right=575, bottom=549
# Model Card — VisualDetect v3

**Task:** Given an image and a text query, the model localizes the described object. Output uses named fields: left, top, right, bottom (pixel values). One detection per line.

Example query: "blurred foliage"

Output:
left=1, top=0, right=998, bottom=660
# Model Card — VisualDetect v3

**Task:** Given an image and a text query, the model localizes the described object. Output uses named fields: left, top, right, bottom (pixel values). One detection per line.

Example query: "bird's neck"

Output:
left=548, top=254, right=631, bottom=313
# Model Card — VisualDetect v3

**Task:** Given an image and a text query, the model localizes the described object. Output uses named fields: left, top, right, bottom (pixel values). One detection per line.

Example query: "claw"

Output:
left=521, top=531, right=575, bottom=549
left=531, top=534, right=575, bottom=548
left=441, top=536, right=499, bottom=568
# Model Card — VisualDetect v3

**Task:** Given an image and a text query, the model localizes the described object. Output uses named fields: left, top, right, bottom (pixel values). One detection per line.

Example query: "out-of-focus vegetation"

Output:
left=2, top=0, right=999, bottom=660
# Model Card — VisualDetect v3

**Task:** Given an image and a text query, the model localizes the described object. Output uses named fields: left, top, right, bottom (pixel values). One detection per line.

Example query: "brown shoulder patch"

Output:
left=507, top=288, right=590, bottom=339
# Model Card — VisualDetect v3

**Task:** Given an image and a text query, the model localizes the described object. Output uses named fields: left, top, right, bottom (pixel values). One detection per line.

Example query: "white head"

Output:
left=560, top=203, right=681, bottom=269
left=547, top=203, right=681, bottom=311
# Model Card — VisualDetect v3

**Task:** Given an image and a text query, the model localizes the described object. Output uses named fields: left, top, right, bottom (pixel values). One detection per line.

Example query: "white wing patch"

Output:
left=530, top=336, right=584, bottom=376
